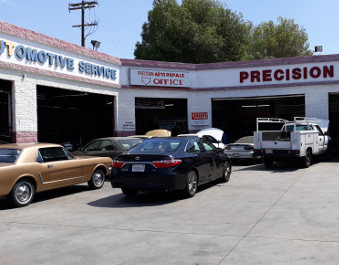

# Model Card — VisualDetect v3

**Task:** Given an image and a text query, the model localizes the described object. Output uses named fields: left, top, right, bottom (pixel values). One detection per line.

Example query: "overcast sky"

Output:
left=0, top=0, right=338, bottom=59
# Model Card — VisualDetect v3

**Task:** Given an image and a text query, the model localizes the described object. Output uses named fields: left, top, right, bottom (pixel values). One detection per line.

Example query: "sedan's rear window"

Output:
left=117, top=139, right=142, bottom=149
left=128, top=139, right=182, bottom=153
left=0, top=149, right=22, bottom=163
left=235, top=136, right=254, bottom=144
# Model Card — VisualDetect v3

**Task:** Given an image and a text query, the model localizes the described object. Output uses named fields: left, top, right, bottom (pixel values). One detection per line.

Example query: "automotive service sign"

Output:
left=130, top=69, right=191, bottom=88
left=191, top=112, right=210, bottom=126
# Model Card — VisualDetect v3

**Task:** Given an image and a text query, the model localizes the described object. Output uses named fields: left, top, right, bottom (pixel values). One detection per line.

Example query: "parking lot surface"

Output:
left=1, top=158, right=339, bottom=265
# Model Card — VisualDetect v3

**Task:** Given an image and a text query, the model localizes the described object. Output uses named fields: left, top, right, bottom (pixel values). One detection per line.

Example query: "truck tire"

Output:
left=300, top=150, right=311, bottom=168
left=264, top=159, right=273, bottom=167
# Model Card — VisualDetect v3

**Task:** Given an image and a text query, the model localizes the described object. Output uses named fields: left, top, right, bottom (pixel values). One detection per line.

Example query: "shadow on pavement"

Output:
left=0, top=184, right=91, bottom=211
left=88, top=180, right=221, bottom=208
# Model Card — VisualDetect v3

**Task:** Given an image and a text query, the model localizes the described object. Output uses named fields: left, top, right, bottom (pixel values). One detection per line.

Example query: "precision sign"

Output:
left=130, top=69, right=191, bottom=88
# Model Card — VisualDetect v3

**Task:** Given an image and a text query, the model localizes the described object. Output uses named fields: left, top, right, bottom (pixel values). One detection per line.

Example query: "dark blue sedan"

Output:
left=109, top=137, right=231, bottom=198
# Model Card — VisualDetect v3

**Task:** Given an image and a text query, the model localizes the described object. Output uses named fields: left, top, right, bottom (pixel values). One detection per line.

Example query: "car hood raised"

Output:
left=197, top=128, right=224, bottom=141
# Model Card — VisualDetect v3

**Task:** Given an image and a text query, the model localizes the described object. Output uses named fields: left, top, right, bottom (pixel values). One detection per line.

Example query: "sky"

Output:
left=0, top=0, right=338, bottom=60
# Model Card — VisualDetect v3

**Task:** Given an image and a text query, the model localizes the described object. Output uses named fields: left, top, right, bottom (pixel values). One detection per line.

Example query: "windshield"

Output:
left=0, top=149, right=22, bottom=163
left=286, top=125, right=313, bottom=132
left=128, top=138, right=182, bottom=153
left=235, top=136, right=254, bottom=144
left=118, top=139, right=142, bottom=149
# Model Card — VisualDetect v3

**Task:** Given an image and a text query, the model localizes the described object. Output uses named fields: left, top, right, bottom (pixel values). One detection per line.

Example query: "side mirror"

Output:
left=217, top=148, right=223, bottom=153
left=324, top=131, right=329, bottom=136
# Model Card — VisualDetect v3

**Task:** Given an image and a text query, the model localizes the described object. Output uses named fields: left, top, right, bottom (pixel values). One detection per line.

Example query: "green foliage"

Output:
left=134, top=0, right=251, bottom=63
left=134, top=2, right=313, bottom=63
left=248, top=17, right=313, bottom=60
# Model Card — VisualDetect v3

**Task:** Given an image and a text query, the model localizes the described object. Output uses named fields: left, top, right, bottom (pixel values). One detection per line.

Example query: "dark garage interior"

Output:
left=0, top=80, right=12, bottom=143
left=37, top=85, right=114, bottom=149
left=212, top=95, right=305, bottom=143
left=329, top=93, right=339, bottom=149
left=135, top=98, right=188, bottom=136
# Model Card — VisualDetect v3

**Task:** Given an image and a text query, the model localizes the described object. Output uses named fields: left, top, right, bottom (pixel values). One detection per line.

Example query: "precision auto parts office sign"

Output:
left=130, top=69, right=191, bottom=88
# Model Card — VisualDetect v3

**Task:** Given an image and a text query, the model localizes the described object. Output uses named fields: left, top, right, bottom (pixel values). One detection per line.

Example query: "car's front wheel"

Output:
left=181, top=171, right=198, bottom=198
left=88, top=169, right=105, bottom=189
left=7, top=179, right=35, bottom=207
left=220, top=161, right=231, bottom=183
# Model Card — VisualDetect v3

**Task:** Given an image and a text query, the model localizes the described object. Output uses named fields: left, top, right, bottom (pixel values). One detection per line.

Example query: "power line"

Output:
left=97, top=5, right=129, bottom=57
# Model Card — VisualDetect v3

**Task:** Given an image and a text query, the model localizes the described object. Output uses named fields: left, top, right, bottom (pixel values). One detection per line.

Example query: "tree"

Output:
left=134, top=0, right=251, bottom=64
left=248, top=17, right=313, bottom=60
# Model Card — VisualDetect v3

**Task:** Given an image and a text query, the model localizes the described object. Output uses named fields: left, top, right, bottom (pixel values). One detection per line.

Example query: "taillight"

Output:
left=152, top=159, right=182, bottom=168
left=254, top=149, right=261, bottom=153
left=244, top=146, right=254, bottom=150
left=224, top=146, right=231, bottom=150
left=112, top=160, right=125, bottom=168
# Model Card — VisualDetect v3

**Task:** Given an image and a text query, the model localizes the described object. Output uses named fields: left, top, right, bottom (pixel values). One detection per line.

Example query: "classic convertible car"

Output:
left=0, top=143, right=112, bottom=207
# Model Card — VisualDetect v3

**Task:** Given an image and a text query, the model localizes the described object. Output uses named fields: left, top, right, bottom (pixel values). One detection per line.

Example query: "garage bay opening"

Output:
left=135, top=98, right=188, bottom=136
left=0, top=79, right=12, bottom=143
left=212, top=95, right=305, bottom=143
left=37, top=86, right=114, bottom=149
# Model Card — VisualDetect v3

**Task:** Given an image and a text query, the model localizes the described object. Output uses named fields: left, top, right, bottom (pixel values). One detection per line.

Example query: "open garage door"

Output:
left=37, top=86, right=114, bottom=149
left=212, top=95, right=305, bottom=143
left=329, top=93, right=339, bottom=150
left=135, top=98, right=188, bottom=136
left=0, top=80, right=12, bottom=143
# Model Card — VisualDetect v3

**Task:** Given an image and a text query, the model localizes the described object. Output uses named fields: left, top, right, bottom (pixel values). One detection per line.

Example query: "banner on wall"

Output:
left=190, top=112, right=210, bottom=126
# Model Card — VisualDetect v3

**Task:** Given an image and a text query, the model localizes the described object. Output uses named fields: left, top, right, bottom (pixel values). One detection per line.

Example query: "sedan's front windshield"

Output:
left=128, top=139, right=182, bottom=153
left=0, top=149, right=22, bottom=163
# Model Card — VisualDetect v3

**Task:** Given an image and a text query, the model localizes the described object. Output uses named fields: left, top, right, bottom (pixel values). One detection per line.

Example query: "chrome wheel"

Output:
left=7, top=179, right=35, bottom=207
left=188, top=171, right=197, bottom=195
left=93, top=171, right=104, bottom=187
left=88, top=169, right=105, bottom=189
left=15, top=182, right=33, bottom=204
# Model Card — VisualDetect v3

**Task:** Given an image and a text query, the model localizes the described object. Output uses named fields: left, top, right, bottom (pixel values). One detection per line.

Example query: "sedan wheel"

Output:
left=88, top=169, right=105, bottom=189
left=7, top=179, right=35, bottom=207
left=181, top=171, right=197, bottom=198
left=220, top=161, right=231, bottom=183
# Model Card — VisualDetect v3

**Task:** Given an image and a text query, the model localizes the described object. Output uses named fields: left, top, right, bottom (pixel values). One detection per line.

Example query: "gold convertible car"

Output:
left=0, top=143, right=112, bottom=207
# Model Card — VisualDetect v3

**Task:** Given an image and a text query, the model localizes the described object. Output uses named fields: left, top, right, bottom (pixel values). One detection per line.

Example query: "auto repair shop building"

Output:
left=1, top=20, right=339, bottom=145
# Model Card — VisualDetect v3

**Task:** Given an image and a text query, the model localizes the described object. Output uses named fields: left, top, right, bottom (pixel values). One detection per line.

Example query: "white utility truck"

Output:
left=253, top=117, right=332, bottom=168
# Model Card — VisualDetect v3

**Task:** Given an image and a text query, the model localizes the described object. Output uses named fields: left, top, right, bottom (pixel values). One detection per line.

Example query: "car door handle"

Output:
left=48, top=164, right=53, bottom=168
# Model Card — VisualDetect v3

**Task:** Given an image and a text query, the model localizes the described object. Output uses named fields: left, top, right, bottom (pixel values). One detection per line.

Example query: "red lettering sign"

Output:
left=192, top=112, right=208, bottom=120
left=240, top=65, right=334, bottom=84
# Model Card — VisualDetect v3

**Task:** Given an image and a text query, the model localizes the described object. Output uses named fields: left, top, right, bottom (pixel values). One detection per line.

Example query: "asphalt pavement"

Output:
left=1, top=157, right=339, bottom=264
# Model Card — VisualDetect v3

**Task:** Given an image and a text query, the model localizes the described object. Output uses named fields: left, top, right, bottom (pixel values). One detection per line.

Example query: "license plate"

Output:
left=132, top=164, right=145, bottom=172
left=233, top=153, right=240, bottom=157
left=266, top=149, right=273, bottom=154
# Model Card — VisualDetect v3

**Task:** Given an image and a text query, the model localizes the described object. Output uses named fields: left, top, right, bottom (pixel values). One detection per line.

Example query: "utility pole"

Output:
left=69, top=1, right=99, bottom=47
